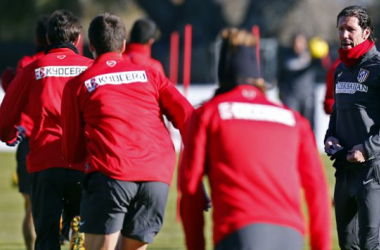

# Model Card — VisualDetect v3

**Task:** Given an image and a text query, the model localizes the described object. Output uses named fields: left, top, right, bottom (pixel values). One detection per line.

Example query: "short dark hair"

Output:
left=88, top=13, right=126, bottom=55
left=47, top=10, right=82, bottom=44
left=35, top=15, right=49, bottom=51
left=337, top=5, right=375, bottom=42
left=130, top=18, right=157, bottom=44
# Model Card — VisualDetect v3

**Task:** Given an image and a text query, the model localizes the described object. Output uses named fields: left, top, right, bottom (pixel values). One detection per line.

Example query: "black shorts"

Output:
left=80, top=172, right=169, bottom=243
left=215, top=223, right=303, bottom=250
left=16, top=137, right=31, bottom=195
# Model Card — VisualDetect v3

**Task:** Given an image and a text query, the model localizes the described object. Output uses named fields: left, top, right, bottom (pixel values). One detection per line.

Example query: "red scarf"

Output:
left=338, top=39, right=374, bottom=67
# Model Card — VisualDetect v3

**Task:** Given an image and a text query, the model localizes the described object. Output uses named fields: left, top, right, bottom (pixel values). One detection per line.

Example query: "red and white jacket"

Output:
left=61, top=52, right=193, bottom=184
left=180, top=85, right=332, bottom=250
left=122, top=43, right=165, bottom=76
left=0, top=48, right=93, bottom=173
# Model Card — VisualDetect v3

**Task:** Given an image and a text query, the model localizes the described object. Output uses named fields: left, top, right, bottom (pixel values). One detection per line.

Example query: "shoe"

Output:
left=69, top=216, right=85, bottom=250
left=11, top=171, right=18, bottom=188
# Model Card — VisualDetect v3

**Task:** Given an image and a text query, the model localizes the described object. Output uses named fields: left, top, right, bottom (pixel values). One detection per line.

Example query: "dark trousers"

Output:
left=31, top=168, right=84, bottom=250
left=334, top=165, right=380, bottom=250
left=215, top=223, right=303, bottom=250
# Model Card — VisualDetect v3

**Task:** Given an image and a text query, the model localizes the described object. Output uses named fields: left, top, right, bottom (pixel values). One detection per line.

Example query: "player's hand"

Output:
left=6, top=126, right=26, bottom=147
left=347, top=144, right=366, bottom=163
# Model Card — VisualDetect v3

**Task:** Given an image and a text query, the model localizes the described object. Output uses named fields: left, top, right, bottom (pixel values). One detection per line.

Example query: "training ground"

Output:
left=0, top=84, right=338, bottom=249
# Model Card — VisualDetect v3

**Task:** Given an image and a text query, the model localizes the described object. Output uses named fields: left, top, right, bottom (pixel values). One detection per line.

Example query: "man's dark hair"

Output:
left=337, top=5, right=375, bottom=42
left=88, top=13, right=126, bottom=55
left=35, top=15, right=49, bottom=52
left=47, top=10, right=82, bottom=44
left=130, top=18, right=157, bottom=44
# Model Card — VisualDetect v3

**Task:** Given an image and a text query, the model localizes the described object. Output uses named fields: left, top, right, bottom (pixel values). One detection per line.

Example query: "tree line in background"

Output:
left=1, top=0, right=379, bottom=83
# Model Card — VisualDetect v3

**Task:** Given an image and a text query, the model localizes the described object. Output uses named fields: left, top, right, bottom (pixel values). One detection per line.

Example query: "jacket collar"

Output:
left=124, top=43, right=151, bottom=57
left=94, top=52, right=124, bottom=64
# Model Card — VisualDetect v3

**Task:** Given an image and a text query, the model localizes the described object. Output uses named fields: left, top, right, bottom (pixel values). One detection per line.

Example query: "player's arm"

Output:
left=298, top=115, right=332, bottom=250
left=61, top=78, right=87, bottom=163
left=179, top=108, right=208, bottom=250
left=156, top=72, right=194, bottom=138
left=0, top=67, right=30, bottom=144
left=1, top=67, right=16, bottom=92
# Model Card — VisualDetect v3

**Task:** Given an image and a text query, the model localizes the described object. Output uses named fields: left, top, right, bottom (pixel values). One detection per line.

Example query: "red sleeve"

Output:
left=179, top=109, right=208, bottom=250
left=297, top=116, right=332, bottom=250
left=324, top=60, right=339, bottom=114
left=1, top=67, right=16, bottom=92
left=0, top=67, right=30, bottom=143
left=61, top=78, right=87, bottom=164
left=157, top=72, right=194, bottom=137
left=16, top=56, right=33, bottom=74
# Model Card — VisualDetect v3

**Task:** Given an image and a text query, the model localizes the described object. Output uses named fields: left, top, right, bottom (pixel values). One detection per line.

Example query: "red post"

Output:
left=252, top=25, right=261, bottom=77
left=170, top=31, right=179, bottom=85
left=183, top=24, right=192, bottom=97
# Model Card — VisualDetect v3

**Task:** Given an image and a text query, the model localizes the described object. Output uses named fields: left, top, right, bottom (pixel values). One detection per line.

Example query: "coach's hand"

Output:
left=6, top=126, right=26, bottom=147
left=324, top=136, right=341, bottom=156
left=347, top=144, right=367, bottom=163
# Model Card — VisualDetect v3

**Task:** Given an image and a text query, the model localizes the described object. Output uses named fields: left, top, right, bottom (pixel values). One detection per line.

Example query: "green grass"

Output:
left=0, top=152, right=338, bottom=249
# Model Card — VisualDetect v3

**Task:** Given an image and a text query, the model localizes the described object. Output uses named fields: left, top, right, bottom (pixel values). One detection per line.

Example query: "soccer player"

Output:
left=179, top=28, right=332, bottom=250
left=122, top=18, right=165, bottom=75
left=0, top=15, right=48, bottom=250
left=0, top=10, right=92, bottom=249
left=325, top=5, right=380, bottom=249
left=61, top=13, right=193, bottom=250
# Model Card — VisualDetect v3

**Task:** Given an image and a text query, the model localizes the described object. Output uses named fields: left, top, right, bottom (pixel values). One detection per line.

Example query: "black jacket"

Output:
left=325, top=46, right=380, bottom=167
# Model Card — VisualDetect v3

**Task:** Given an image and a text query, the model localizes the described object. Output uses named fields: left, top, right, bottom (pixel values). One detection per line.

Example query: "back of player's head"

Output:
left=35, top=15, right=49, bottom=51
left=130, top=18, right=157, bottom=44
left=47, top=10, right=82, bottom=44
left=217, top=28, right=264, bottom=94
left=88, top=13, right=126, bottom=55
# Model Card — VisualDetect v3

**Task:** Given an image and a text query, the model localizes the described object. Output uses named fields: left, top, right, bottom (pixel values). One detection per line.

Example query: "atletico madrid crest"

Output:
left=357, top=68, right=369, bottom=83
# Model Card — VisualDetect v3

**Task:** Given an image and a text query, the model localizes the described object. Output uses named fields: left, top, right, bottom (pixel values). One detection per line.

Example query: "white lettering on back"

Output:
left=35, top=66, right=88, bottom=80
left=218, top=102, right=295, bottom=126
left=84, top=71, right=148, bottom=92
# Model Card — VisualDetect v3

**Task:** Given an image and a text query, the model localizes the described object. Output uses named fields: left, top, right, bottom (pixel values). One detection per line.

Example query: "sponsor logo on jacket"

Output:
left=35, top=66, right=88, bottom=80
left=336, top=81, right=368, bottom=94
left=357, top=68, right=369, bottom=83
left=85, top=70, right=148, bottom=92
left=218, top=102, right=295, bottom=126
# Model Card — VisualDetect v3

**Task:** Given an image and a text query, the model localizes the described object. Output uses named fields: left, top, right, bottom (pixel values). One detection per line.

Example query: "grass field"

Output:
left=0, top=152, right=339, bottom=249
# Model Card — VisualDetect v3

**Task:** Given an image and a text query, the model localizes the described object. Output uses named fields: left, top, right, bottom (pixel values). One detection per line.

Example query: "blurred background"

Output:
left=1, top=0, right=380, bottom=85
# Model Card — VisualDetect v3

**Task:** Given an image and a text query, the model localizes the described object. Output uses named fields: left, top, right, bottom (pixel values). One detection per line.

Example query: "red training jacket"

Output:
left=61, top=52, right=193, bottom=184
left=122, top=43, right=165, bottom=76
left=324, top=59, right=341, bottom=114
left=0, top=52, right=46, bottom=137
left=0, top=48, right=93, bottom=173
left=180, top=85, right=332, bottom=250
